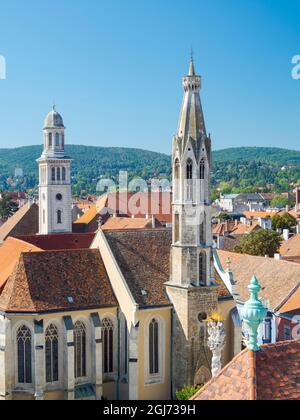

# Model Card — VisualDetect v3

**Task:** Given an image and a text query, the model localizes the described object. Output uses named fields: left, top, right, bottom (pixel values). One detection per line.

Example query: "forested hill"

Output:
left=213, top=147, right=300, bottom=164
left=1, top=145, right=300, bottom=195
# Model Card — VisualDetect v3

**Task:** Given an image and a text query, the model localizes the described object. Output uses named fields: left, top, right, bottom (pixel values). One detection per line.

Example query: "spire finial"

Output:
left=52, top=100, right=56, bottom=112
left=189, top=48, right=195, bottom=76
left=241, top=276, right=267, bottom=352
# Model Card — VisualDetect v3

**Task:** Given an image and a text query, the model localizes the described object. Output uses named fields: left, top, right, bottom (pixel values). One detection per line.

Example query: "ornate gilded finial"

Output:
left=241, top=276, right=267, bottom=352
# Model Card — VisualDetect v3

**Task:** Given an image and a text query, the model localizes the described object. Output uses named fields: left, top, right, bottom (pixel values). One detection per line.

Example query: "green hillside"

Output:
left=0, top=145, right=299, bottom=196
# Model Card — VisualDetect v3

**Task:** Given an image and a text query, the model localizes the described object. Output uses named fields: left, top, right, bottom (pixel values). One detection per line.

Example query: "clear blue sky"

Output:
left=0, top=0, right=299, bottom=154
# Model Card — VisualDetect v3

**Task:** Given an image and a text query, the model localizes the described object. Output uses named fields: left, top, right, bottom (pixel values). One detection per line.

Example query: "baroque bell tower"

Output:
left=166, top=58, right=218, bottom=393
left=37, top=106, right=72, bottom=235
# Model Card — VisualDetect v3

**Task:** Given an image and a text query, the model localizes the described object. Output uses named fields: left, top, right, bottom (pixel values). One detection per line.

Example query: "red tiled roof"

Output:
left=218, top=250, right=300, bottom=310
left=0, top=249, right=117, bottom=313
left=97, top=192, right=172, bottom=224
left=276, top=284, right=300, bottom=314
left=280, top=234, right=300, bottom=258
left=74, top=205, right=97, bottom=225
left=15, top=233, right=96, bottom=251
left=0, top=203, right=39, bottom=242
left=192, top=340, right=300, bottom=400
left=101, top=216, right=163, bottom=230
left=0, top=237, right=42, bottom=291
left=244, top=211, right=276, bottom=219
left=105, top=229, right=227, bottom=307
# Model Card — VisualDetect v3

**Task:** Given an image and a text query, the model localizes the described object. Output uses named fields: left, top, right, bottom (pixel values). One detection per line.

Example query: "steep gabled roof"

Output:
left=0, top=203, right=39, bottom=242
left=0, top=249, right=117, bottom=313
left=104, top=229, right=172, bottom=307
left=192, top=340, right=300, bottom=401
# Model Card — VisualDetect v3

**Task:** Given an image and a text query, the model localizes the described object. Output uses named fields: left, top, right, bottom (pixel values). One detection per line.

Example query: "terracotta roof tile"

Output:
left=0, top=249, right=117, bottom=313
left=0, top=237, right=42, bottom=291
left=280, top=234, right=300, bottom=258
left=218, top=250, right=300, bottom=310
left=105, top=229, right=227, bottom=307
left=101, top=217, right=163, bottom=230
left=192, top=340, right=300, bottom=400
left=97, top=192, right=172, bottom=224
left=0, top=203, right=39, bottom=242
left=73, top=205, right=97, bottom=225
left=15, top=233, right=96, bottom=250
left=104, top=230, right=171, bottom=307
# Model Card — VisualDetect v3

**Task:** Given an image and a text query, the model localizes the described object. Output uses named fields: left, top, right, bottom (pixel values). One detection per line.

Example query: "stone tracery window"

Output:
left=74, top=321, right=86, bottom=379
left=51, top=167, right=56, bottom=182
left=45, top=324, right=59, bottom=383
left=199, top=252, right=207, bottom=286
left=102, top=318, right=114, bottom=374
left=17, top=325, right=32, bottom=384
left=62, top=167, right=66, bottom=182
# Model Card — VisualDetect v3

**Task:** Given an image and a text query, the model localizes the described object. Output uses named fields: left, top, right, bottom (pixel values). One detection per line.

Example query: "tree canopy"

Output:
left=234, top=229, right=282, bottom=257
left=272, top=213, right=297, bottom=231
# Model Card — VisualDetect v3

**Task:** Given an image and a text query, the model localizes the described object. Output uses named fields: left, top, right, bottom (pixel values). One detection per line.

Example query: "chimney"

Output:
left=274, top=253, right=282, bottom=260
left=286, top=205, right=290, bottom=213
left=152, top=215, right=156, bottom=229
left=283, top=229, right=290, bottom=241
left=217, top=235, right=224, bottom=250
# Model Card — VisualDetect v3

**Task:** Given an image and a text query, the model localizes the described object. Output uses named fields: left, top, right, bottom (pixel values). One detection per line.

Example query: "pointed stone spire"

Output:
left=177, top=56, right=207, bottom=153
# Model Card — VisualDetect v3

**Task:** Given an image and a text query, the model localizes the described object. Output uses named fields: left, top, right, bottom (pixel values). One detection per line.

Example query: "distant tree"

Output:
left=0, top=195, right=19, bottom=220
left=270, top=195, right=290, bottom=209
left=272, top=213, right=297, bottom=231
left=234, top=229, right=282, bottom=257
left=218, top=212, right=232, bottom=221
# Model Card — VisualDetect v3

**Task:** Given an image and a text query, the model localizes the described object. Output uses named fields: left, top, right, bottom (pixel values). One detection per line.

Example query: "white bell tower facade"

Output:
left=38, top=106, right=72, bottom=235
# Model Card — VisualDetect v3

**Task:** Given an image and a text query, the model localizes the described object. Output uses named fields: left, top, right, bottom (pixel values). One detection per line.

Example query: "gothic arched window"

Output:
left=55, top=133, right=60, bottom=147
left=57, top=167, right=61, bottom=181
left=186, top=159, right=193, bottom=201
left=174, top=159, right=180, bottom=200
left=62, top=167, right=66, bottom=181
left=149, top=319, right=159, bottom=375
left=48, top=133, right=52, bottom=147
left=199, top=252, right=207, bottom=286
left=45, top=324, right=59, bottom=383
left=17, top=325, right=32, bottom=384
left=51, top=167, right=56, bottom=182
left=200, top=159, right=205, bottom=180
left=200, top=214, right=206, bottom=244
left=74, top=321, right=86, bottom=379
left=102, top=318, right=114, bottom=374
left=57, top=210, right=62, bottom=224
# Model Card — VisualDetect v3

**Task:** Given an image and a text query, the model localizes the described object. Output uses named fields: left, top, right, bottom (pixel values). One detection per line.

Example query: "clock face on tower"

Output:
left=56, top=193, right=63, bottom=201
